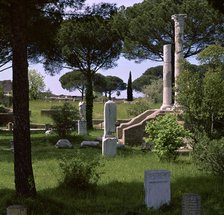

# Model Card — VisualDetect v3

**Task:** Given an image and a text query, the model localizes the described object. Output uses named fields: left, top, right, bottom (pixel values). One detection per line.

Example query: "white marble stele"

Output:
left=102, top=100, right=117, bottom=157
left=144, top=170, right=171, bottom=209
left=78, top=120, right=87, bottom=135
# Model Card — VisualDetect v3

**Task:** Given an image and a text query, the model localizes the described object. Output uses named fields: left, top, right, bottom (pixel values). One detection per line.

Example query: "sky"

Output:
left=0, top=0, right=162, bottom=98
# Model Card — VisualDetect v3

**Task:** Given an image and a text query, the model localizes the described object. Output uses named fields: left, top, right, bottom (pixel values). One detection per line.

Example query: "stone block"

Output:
left=182, top=193, right=201, bottom=215
left=80, top=141, right=99, bottom=148
left=7, top=205, right=27, bottom=215
left=102, top=137, right=117, bottom=157
left=78, top=120, right=87, bottom=135
left=55, top=139, right=73, bottom=149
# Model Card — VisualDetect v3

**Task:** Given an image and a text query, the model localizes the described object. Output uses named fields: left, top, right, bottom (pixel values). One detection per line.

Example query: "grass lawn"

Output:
left=0, top=130, right=223, bottom=214
left=29, top=99, right=161, bottom=124
left=30, top=100, right=132, bottom=124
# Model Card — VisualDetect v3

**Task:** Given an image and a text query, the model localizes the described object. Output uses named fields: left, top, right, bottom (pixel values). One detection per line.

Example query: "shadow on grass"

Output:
left=1, top=174, right=223, bottom=215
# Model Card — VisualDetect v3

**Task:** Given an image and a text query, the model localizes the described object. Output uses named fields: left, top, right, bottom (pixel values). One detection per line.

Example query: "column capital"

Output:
left=171, top=14, right=187, bottom=22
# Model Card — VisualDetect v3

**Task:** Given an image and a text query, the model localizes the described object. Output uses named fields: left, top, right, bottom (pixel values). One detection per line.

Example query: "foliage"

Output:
left=56, top=3, right=122, bottom=129
left=145, top=114, right=191, bottom=161
left=93, top=74, right=126, bottom=99
left=207, top=0, right=224, bottom=14
left=92, top=73, right=107, bottom=96
left=105, top=75, right=126, bottom=99
left=50, top=102, right=78, bottom=138
left=176, top=59, right=224, bottom=138
left=60, top=70, right=86, bottom=100
left=127, top=98, right=151, bottom=117
left=143, top=79, right=163, bottom=104
left=127, top=71, right=133, bottom=101
left=113, top=0, right=224, bottom=62
left=59, top=152, right=102, bottom=191
left=28, top=69, right=46, bottom=100
left=133, top=66, right=163, bottom=92
left=197, top=44, right=224, bottom=68
left=0, top=85, right=3, bottom=99
left=0, top=104, right=8, bottom=113
left=193, top=134, right=224, bottom=176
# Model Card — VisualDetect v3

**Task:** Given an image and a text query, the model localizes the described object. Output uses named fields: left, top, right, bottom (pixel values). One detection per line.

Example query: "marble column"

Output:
left=160, top=44, right=172, bottom=110
left=171, top=14, right=187, bottom=105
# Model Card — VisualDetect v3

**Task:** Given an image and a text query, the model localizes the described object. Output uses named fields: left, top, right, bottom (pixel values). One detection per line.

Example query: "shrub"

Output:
left=127, top=98, right=151, bottom=117
left=0, top=104, right=9, bottom=113
left=59, top=153, right=102, bottom=191
left=193, top=135, right=224, bottom=176
left=50, top=102, right=78, bottom=138
left=145, top=114, right=191, bottom=161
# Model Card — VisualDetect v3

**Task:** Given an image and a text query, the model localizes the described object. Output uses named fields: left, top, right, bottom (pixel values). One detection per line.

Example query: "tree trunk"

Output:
left=81, top=86, right=84, bottom=101
left=85, top=74, right=93, bottom=129
left=108, top=91, right=112, bottom=100
left=11, top=1, right=36, bottom=197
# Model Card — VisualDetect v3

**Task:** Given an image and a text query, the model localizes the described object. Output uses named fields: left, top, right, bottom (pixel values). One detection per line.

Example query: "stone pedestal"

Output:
left=102, top=137, right=117, bottom=157
left=161, top=44, right=172, bottom=110
left=182, top=193, right=201, bottom=215
left=7, top=205, right=27, bottom=215
left=144, top=170, right=171, bottom=209
left=78, top=120, right=87, bottom=135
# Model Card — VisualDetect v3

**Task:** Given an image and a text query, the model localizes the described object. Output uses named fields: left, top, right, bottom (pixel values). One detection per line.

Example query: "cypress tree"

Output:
left=127, top=71, right=133, bottom=101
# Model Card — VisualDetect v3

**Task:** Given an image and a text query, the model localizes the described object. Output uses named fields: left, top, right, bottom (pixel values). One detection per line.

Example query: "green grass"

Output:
left=29, top=99, right=161, bottom=124
left=0, top=130, right=223, bottom=214
left=29, top=100, right=132, bottom=124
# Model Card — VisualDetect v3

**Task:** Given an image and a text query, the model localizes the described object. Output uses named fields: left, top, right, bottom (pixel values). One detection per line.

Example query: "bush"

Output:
left=59, top=153, right=102, bottom=191
left=193, top=135, right=224, bottom=176
left=0, top=104, right=9, bottom=113
left=50, top=102, right=78, bottom=138
left=127, top=98, right=151, bottom=117
left=145, top=114, right=191, bottom=161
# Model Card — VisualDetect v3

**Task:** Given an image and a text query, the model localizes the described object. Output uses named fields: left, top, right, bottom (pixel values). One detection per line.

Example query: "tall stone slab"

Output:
left=78, top=120, right=87, bottom=135
left=78, top=101, right=87, bottom=135
left=144, top=170, right=171, bottom=209
left=172, top=14, right=187, bottom=105
left=102, top=100, right=117, bottom=157
left=160, top=44, right=172, bottom=110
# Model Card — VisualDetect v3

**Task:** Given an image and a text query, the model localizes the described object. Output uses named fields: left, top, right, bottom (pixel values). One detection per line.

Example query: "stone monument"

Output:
left=160, top=44, right=172, bottom=110
left=144, top=170, right=171, bottom=209
left=102, top=100, right=117, bottom=157
left=171, top=14, right=187, bottom=105
left=78, top=101, right=87, bottom=135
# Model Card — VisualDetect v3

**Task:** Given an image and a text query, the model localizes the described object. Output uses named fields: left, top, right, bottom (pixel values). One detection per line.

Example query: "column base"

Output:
left=160, top=104, right=173, bottom=111
left=102, top=136, right=117, bottom=157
